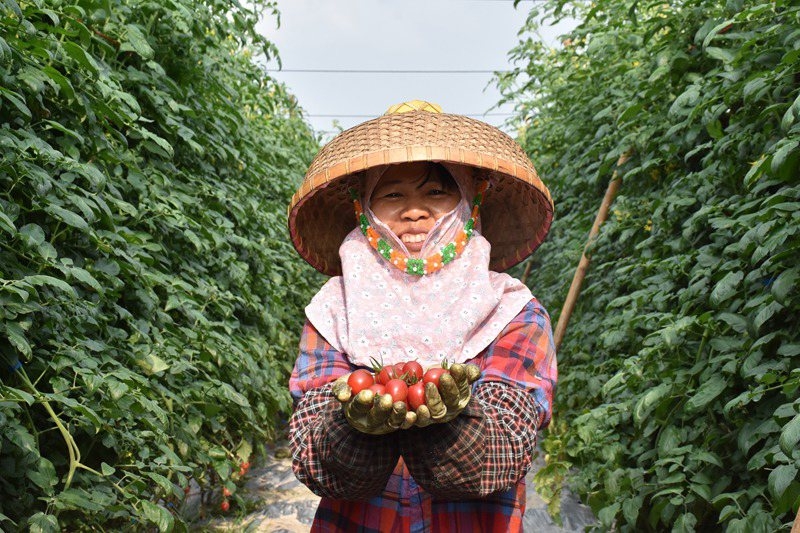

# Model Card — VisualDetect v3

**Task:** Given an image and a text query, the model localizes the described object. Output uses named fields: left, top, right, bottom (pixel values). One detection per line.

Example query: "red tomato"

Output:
left=220, top=500, right=230, bottom=512
left=376, top=365, right=398, bottom=385
left=407, top=381, right=426, bottom=411
left=402, top=361, right=424, bottom=382
left=423, top=367, right=449, bottom=387
left=393, top=362, right=406, bottom=378
left=369, top=383, right=386, bottom=395
left=384, top=378, right=408, bottom=404
left=348, top=369, right=375, bottom=393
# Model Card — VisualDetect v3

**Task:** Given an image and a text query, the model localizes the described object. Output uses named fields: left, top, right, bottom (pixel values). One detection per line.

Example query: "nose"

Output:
left=400, top=204, right=431, bottom=222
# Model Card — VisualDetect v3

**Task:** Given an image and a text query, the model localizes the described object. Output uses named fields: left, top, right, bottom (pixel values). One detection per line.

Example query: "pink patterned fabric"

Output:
left=305, top=165, right=533, bottom=368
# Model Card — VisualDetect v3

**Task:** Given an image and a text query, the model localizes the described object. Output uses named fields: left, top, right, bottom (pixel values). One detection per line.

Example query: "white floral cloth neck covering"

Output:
left=304, top=164, right=534, bottom=368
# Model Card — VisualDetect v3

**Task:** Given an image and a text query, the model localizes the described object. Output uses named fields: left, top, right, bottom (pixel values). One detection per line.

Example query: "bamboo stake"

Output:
left=553, top=151, right=631, bottom=351
left=792, top=505, right=800, bottom=533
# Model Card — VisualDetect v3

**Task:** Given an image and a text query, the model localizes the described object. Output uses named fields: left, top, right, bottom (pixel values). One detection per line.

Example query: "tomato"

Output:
left=423, top=367, right=449, bottom=387
left=348, top=369, right=375, bottom=393
left=393, top=362, right=406, bottom=378
left=407, top=381, right=426, bottom=410
left=220, top=500, right=230, bottom=512
left=376, top=365, right=397, bottom=385
left=369, top=383, right=386, bottom=395
left=384, top=378, right=408, bottom=404
left=223, top=487, right=232, bottom=497
left=402, top=361, right=424, bottom=382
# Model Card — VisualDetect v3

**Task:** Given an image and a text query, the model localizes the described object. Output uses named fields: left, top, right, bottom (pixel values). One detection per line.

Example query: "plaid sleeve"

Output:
left=288, top=320, right=400, bottom=500
left=400, top=298, right=557, bottom=499
left=476, top=297, right=557, bottom=429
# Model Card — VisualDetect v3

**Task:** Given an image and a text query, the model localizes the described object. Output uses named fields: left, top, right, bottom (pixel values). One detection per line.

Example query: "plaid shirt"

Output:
left=289, top=298, right=557, bottom=532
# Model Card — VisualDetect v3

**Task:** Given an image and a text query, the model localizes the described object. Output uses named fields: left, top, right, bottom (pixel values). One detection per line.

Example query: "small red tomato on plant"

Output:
left=423, top=367, right=449, bottom=387
left=221, top=500, right=230, bottom=512
left=384, top=378, right=408, bottom=404
left=402, top=361, right=424, bottom=383
left=223, top=487, right=232, bottom=497
left=407, top=381, right=426, bottom=410
left=348, top=369, right=375, bottom=393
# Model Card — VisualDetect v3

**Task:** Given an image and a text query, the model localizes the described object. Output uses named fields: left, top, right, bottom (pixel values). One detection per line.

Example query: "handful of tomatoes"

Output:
left=332, top=360, right=481, bottom=434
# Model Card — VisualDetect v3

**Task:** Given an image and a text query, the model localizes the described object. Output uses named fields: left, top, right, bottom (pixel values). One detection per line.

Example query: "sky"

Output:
left=256, top=1, right=575, bottom=140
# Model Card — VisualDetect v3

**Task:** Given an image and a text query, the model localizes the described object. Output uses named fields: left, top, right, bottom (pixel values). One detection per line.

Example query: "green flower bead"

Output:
left=377, top=239, right=392, bottom=260
left=441, top=243, right=456, bottom=264
left=406, top=258, right=425, bottom=275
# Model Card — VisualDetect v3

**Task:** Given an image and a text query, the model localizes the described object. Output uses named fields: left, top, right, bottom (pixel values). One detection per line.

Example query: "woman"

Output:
left=287, top=100, right=557, bottom=532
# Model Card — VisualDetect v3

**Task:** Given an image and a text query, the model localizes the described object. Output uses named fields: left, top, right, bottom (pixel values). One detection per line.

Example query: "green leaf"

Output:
left=770, top=139, right=799, bottom=177
left=768, top=464, right=797, bottom=500
left=69, top=266, right=104, bottom=294
left=25, top=275, right=76, bottom=296
left=0, top=209, right=16, bottom=234
left=633, top=383, right=671, bottom=426
left=61, top=41, right=100, bottom=74
left=27, top=457, right=57, bottom=492
left=710, top=271, right=743, bottom=306
left=18, top=223, right=45, bottom=246
left=27, top=512, right=58, bottom=533
left=779, top=414, right=800, bottom=456
left=685, top=376, right=727, bottom=412
left=45, top=205, right=89, bottom=230
left=121, top=24, right=154, bottom=59
left=100, top=462, right=115, bottom=476
left=4, top=321, right=32, bottom=358
left=705, top=47, right=735, bottom=63
left=0, top=86, right=32, bottom=119
left=137, top=353, right=170, bottom=374
left=141, top=501, right=174, bottom=532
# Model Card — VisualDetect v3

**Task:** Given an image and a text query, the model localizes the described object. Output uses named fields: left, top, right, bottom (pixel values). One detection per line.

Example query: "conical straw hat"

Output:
left=288, top=101, right=553, bottom=276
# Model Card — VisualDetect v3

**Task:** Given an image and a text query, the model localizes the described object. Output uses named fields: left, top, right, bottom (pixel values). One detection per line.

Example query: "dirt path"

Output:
left=192, top=440, right=595, bottom=532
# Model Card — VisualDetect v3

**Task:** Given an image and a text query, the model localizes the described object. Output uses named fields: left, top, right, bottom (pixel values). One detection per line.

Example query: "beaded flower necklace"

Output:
left=349, top=180, right=489, bottom=276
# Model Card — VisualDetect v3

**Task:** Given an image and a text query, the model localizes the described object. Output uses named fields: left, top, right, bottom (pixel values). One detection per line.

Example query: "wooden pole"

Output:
left=791, top=505, right=800, bottom=533
left=553, top=151, right=631, bottom=351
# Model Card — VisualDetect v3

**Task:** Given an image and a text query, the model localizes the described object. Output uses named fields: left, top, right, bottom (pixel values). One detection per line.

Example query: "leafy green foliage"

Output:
left=502, top=0, right=799, bottom=530
left=0, top=0, right=319, bottom=530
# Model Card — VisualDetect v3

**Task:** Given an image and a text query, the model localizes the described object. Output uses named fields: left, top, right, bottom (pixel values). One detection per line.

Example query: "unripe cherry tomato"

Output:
left=348, top=369, right=375, bottom=393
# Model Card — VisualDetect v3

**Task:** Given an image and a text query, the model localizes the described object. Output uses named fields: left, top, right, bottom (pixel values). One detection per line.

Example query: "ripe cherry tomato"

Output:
left=402, top=361, right=424, bottom=383
left=369, top=383, right=386, bottom=395
left=222, top=487, right=232, bottom=497
left=423, top=367, right=449, bottom=387
left=220, top=500, right=230, bottom=512
left=376, top=365, right=398, bottom=385
left=348, top=369, right=375, bottom=393
left=407, top=381, right=426, bottom=411
left=393, top=362, right=406, bottom=378
left=384, top=378, right=408, bottom=404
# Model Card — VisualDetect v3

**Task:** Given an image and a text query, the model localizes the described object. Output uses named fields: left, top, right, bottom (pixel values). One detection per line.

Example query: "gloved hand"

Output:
left=413, top=363, right=481, bottom=427
left=331, top=376, right=417, bottom=435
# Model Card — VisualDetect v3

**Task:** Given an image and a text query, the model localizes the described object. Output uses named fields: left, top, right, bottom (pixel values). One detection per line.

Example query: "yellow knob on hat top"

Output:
left=384, top=100, right=443, bottom=115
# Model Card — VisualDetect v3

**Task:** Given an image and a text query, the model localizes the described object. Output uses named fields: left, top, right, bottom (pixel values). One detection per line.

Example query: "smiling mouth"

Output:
left=401, top=233, right=427, bottom=244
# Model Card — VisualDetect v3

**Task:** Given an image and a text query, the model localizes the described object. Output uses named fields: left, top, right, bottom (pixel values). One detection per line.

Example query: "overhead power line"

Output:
left=307, top=113, right=515, bottom=118
left=266, top=68, right=510, bottom=74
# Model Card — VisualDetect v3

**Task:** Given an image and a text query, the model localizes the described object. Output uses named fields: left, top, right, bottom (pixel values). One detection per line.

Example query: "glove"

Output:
left=331, top=375, right=416, bottom=435
left=413, top=363, right=481, bottom=427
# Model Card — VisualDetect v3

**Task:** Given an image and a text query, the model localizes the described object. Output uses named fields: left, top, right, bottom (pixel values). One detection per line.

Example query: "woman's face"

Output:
left=370, top=163, right=460, bottom=256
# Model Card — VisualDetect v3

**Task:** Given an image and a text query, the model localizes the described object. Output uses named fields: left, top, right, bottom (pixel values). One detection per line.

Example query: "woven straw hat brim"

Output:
left=289, top=110, right=553, bottom=276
